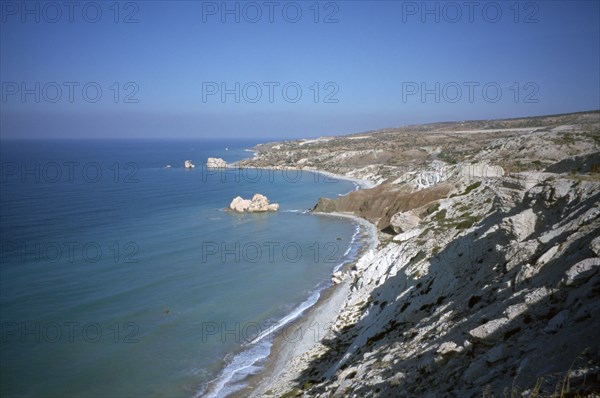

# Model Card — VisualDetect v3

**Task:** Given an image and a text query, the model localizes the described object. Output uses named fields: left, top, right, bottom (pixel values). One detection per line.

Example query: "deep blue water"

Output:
left=0, top=140, right=361, bottom=397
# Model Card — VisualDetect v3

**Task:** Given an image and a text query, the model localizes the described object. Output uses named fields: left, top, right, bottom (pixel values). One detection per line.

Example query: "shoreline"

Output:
left=307, top=169, right=375, bottom=190
left=228, top=213, right=379, bottom=398
left=200, top=152, right=379, bottom=398
left=228, top=161, right=376, bottom=191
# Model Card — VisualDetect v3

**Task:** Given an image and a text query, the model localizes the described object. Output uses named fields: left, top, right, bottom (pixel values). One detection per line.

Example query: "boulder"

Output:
left=436, top=341, right=462, bottom=356
left=248, top=194, right=269, bottom=212
left=332, top=271, right=344, bottom=284
left=229, top=196, right=252, bottom=212
left=501, top=208, right=536, bottom=242
left=229, top=194, right=279, bottom=213
left=562, top=258, right=600, bottom=286
left=390, top=211, right=421, bottom=234
left=184, top=160, right=196, bottom=169
left=469, top=317, right=509, bottom=343
left=206, top=157, right=227, bottom=168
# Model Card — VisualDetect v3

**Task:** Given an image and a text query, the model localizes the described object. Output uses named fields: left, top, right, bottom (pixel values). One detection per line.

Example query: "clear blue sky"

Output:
left=1, top=0, right=599, bottom=139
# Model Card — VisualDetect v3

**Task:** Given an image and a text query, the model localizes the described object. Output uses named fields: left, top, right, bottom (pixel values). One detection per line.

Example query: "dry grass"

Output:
left=483, top=350, right=599, bottom=398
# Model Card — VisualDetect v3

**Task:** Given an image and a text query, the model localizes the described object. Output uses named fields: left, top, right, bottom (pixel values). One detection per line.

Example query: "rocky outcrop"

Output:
left=184, top=160, right=195, bottom=169
left=238, top=111, right=599, bottom=188
left=389, top=211, right=420, bottom=234
left=245, top=112, right=600, bottom=398
left=262, top=168, right=600, bottom=398
left=229, top=194, right=279, bottom=213
left=206, top=157, right=227, bottom=168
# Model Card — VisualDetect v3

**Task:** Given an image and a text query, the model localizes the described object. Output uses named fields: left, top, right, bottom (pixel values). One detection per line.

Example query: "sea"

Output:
left=0, top=139, right=366, bottom=398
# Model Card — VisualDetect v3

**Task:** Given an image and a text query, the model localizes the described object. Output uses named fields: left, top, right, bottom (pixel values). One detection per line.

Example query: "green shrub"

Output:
left=433, top=209, right=447, bottom=221
left=456, top=216, right=479, bottom=230
left=426, top=203, right=440, bottom=215
left=463, top=181, right=482, bottom=195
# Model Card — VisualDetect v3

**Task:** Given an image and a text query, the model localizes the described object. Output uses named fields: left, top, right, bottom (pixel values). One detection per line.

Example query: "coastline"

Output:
left=307, top=169, right=375, bottom=190
left=228, top=214, right=379, bottom=398
left=215, top=122, right=600, bottom=396
left=200, top=155, right=379, bottom=398
left=229, top=161, right=375, bottom=191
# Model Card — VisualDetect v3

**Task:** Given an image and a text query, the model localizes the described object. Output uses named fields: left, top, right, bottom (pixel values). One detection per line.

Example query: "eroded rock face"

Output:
left=239, top=113, right=600, bottom=398
left=206, top=157, right=227, bottom=168
left=228, top=194, right=279, bottom=213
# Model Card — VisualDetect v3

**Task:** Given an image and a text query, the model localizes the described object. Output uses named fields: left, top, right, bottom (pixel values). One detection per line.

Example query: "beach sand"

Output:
left=230, top=213, right=379, bottom=398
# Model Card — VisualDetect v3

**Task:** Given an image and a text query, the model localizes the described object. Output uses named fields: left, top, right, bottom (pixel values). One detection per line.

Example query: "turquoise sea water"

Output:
left=0, top=140, right=362, bottom=397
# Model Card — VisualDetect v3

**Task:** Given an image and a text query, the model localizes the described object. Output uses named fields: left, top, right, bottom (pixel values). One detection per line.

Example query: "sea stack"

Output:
left=206, top=157, right=227, bottom=168
left=184, top=160, right=195, bottom=169
left=229, top=194, right=279, bottom=213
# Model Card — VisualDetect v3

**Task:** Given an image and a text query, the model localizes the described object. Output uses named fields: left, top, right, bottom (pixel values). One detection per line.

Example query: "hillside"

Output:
left=239, top=111, right=600, bottom=397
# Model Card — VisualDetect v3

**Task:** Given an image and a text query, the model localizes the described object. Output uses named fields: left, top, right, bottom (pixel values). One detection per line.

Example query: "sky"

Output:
left=0, top=0, right=599, bottom=139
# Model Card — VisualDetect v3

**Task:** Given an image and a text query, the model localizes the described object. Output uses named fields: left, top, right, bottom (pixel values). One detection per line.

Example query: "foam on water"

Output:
left=200, top=289, right=321, bottom=398
left=0, top=140, right=363, bottom=398
left=201, top=220, right=366, bottom=398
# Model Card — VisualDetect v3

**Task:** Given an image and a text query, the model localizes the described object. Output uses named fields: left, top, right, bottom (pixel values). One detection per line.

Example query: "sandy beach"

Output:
left=228, top=162, right=376, bottom=192
left=229, top=212, right=379, bottom=397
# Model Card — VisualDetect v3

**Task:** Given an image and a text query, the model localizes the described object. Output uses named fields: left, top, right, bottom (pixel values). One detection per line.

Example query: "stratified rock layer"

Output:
left=239, top=111, right=600, bottom=398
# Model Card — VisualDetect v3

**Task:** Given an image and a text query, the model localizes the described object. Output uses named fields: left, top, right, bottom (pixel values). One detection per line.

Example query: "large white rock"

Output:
left=501, top=208, right=536, bottom=242
left=229, top=196, right=252, bottom=212
left=229, top=193, right=279, bottom=213
left=184, top=160, right=195, bottom=169
left=390, top=211, right=421, bottom=234
left=437, top=341, right=461, bottom=356
left=393, top=228, right=422, bottom=242
left=469, top=317, right=509, bottom=342
left=206, top=157, right=227, bottom=168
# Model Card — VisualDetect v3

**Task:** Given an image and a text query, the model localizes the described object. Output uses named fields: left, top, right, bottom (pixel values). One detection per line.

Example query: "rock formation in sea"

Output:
left=237, top=111, right=600, bottom=397
left=206, top=157, right=227, bottom=168
left=184, top=160, right=195, bottom=169
left=229, top=193, right=279, bottom=213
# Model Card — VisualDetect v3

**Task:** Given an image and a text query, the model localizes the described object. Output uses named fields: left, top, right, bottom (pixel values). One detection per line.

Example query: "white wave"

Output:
left=200, top=290, right=321, bottom=398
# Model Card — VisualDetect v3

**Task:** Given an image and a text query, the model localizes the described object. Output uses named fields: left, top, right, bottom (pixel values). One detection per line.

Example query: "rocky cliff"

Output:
left=240, top=111, right=600, bottom=397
